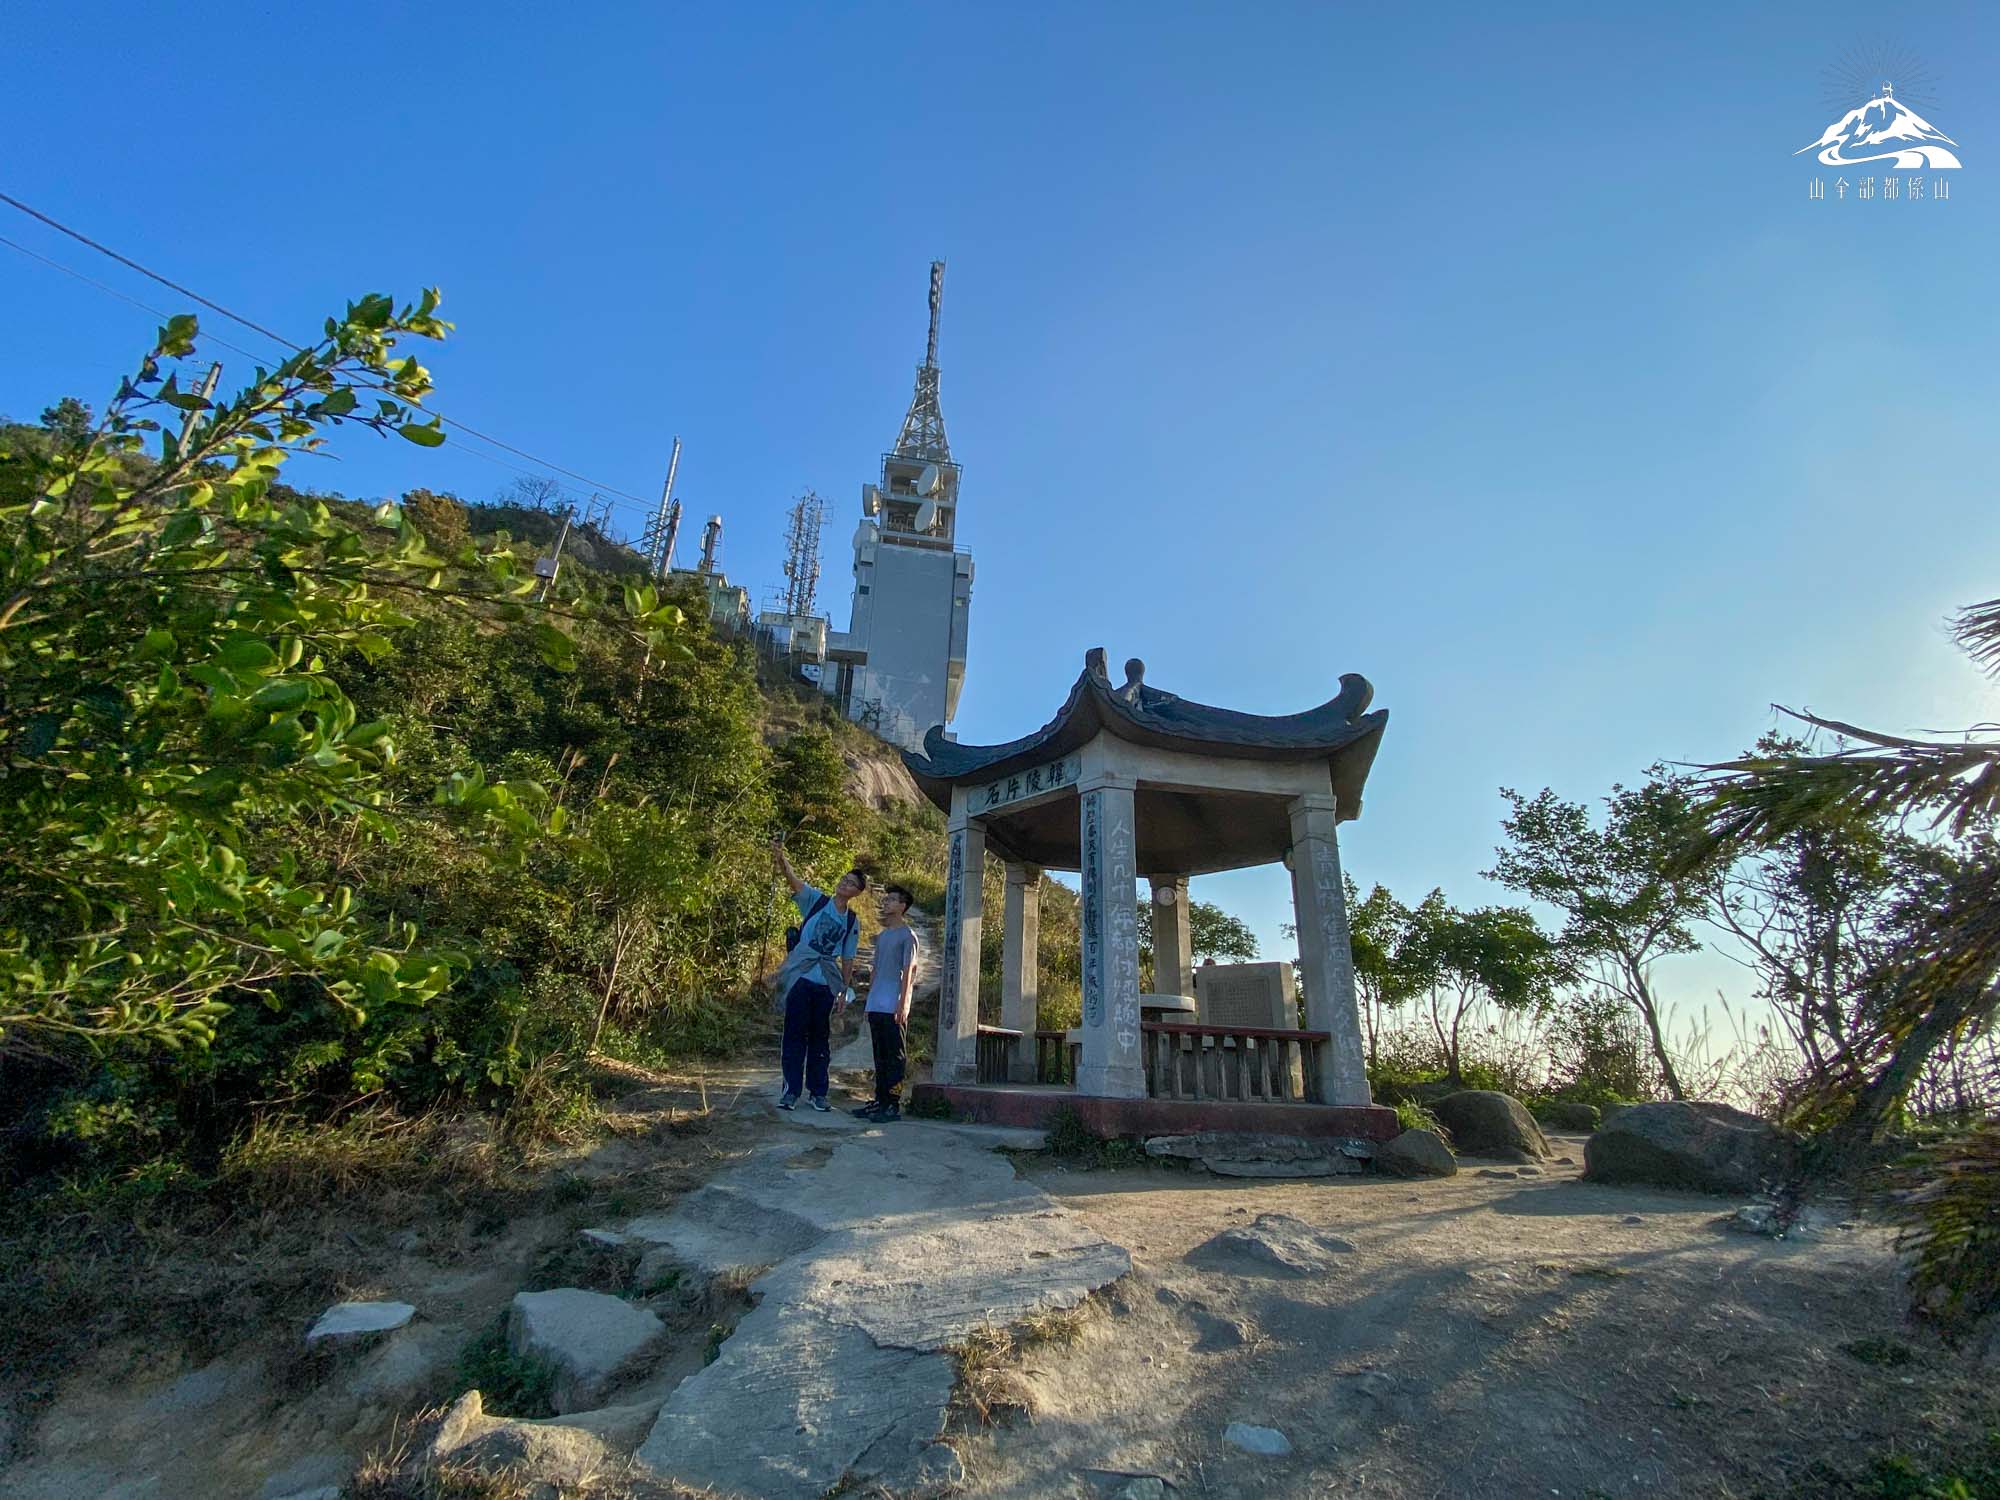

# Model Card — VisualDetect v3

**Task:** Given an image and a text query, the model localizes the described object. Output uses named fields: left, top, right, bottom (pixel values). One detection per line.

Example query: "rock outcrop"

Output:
left=1373, top=1127, right=1458, bottom=1178
left=507, top=1289, right=665, bottom=1414
left=1584, top=1101, right=1797, bottom=1194
left=1188, top=1212, right=1356, bottom=1277
left=1432, top=1090, right=1551, bottom=1161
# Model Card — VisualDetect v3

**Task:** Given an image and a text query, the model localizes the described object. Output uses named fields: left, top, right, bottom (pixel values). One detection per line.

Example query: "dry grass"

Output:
left=1016, top=1301, right=1090, bottom=1351
left=947, top=1300, right=1099, bottom=1430
left=0, top=1095, right=752, bottom=1399
left=351, top=1407, right=722, bottom=1500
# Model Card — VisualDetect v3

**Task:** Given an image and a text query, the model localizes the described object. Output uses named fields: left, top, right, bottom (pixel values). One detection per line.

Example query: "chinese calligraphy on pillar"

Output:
left=1080, top=791, right=1102, bottom=1027
left=1105, top=797, right=1140, bottom=1053
left=939, top=830, right=963, bottom=1030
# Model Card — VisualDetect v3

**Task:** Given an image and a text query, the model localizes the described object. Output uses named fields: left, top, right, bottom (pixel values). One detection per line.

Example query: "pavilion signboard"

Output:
left=971, top=753, right=1080, bottom=814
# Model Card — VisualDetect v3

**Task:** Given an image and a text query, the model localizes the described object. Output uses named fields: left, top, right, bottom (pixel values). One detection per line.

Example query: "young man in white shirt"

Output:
left=852, top=883, right=919, bottom=1122
left=769, top=838, right=863, bottom=1112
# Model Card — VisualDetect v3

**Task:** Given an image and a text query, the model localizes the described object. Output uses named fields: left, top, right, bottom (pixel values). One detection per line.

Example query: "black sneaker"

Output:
left=850, top=1103, right=882, bottom=1118
left=875, top=1104, right=901, bottom=1123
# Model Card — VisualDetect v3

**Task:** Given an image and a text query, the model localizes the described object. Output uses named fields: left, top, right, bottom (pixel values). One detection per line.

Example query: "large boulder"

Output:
left=1584, top=1101, right=1797, bottom=1194
left=507, top=1288, right=664, bottom=1413
left=1373, top=1128, right=1458, bottom=1178
left=1431, top=1091, right=1550, bottom=1161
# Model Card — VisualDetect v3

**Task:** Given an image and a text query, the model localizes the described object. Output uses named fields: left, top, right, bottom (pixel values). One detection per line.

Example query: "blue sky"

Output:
left=5, top=3, right=1997, bottom=1038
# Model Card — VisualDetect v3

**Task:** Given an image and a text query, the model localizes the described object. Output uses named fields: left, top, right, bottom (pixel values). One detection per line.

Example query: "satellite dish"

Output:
left=914, top=499, right=939, bottom=533
left=917, top=463, right=941, bottom=497
left=853, top=520, right=878, bottom=549
left=862, top=485, right=881, bottom=517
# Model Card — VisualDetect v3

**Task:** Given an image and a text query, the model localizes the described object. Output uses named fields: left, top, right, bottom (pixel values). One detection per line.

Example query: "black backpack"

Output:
left=785, top=893, right=856, bottom=955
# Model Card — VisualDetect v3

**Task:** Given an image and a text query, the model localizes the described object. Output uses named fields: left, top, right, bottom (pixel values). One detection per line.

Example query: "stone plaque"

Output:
left=972, top=753, right=1081, bottom=816
left=1194, top=962, right=1298, bottom=1030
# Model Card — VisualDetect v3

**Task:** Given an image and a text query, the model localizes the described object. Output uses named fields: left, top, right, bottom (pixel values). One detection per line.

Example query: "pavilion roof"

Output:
left=901, top=648, right=1389, bottom=820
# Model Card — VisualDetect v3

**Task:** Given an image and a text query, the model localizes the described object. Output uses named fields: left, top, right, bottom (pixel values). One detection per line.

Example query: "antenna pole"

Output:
left=925, top=260, right=944, bottom=369
left=641, top=436, right=684, bottom=577
left=178, top=361, right=222, bottom=448
left=536, top=505, right=573, bottom=603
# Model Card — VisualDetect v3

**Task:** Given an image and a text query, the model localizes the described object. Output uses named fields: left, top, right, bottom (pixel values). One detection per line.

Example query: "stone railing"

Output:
left=1141, top=1023, right=1333, bottom=1105
left=1034, top=1029, right=1075, bottom=1086
left=975, top=1025, right=1021, bottom=1085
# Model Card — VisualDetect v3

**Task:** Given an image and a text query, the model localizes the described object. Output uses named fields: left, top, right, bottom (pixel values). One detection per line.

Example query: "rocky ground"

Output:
left=3, top=1047, right=1994, bottom=1500
left=978, top=1149, right=1996, bottom=1499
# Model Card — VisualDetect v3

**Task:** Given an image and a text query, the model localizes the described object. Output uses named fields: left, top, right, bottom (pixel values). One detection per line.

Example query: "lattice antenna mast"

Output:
left=893, top=261, right=951, bottom=463
left=640, top=436, right=684, bottom=578
left=780, top=489, right=826, bottom=619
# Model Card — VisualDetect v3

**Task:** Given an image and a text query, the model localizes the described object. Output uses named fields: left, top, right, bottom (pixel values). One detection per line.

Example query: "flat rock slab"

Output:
left=1146, top=1131, right=1369, bottom=1180
left=1188, top=1213, right=1356, bottom=1278
left=304, top=1300, right=415, bottom=1346
left=776, top=1107, right=1048, bottom=1152
left=508, top=1289, right=664, bottom=1414
left=1224, top=1421, right=1293, bottom=1455
left=630, top=1123, right=1128, bottom=1500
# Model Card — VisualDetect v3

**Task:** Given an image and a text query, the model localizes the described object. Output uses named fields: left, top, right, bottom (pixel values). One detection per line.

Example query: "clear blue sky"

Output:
left=5, top=3, right=1997, bottom=1038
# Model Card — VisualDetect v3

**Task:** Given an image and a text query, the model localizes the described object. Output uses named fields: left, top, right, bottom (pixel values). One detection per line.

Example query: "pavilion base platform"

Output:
left=909, top=1081, right=1401, bottom=1142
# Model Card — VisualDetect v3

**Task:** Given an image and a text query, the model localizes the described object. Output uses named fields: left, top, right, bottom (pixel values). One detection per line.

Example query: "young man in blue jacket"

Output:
left=770, top=837, right=864, bottom=1112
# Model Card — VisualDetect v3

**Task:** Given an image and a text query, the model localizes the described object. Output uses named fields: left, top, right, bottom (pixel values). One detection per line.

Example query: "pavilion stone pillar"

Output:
left=1000, top=863, right=1041, bottom=1082
left=1287, top=793, right=1373, bottom=1106
left=1077, top=773, right=1145, bottom=1098
left=1148, top=875, right=1194, bottom=997
left=935, top=814, right=986, bottom=1085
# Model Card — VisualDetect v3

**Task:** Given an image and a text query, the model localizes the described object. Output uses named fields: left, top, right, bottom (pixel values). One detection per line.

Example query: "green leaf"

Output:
left=249, top=678, right=310, bottom=712
left=321, top=387, right=358, bottom=416
left=531, top=621, right=577, bottom=670
left=397, top=420, right=446, bottom=447
left=218, top=638, right=279, bottom=673
left=159, top=511, right=205, bottom=549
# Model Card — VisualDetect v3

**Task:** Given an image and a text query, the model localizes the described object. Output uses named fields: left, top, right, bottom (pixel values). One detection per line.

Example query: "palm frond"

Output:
left=1952, top=596, right=2000, bottom=678
left=1697, top=710, right=2000, bottom=850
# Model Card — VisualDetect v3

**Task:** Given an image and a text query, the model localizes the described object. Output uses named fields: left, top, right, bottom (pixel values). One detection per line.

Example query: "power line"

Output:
left=0, top=189, right=658, bottom=509
left=0, top=232, right=274, bottom=368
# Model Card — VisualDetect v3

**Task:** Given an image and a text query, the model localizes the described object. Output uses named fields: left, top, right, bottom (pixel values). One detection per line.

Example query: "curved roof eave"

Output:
left=901, top=648, right=1389, bottom=819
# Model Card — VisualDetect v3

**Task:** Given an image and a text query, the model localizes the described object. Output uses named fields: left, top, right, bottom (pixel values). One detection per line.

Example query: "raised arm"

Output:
left=771, top=836, right=805, bottom=897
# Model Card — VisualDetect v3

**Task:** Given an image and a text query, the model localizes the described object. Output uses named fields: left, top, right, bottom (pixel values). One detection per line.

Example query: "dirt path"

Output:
left=958, top=1143, right=1995, bottom=1499
left=9, top=1080, right=1991, bottom=1500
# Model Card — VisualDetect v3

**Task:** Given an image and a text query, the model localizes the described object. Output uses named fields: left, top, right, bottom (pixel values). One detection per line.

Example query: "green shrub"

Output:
left=452, top=1319, right=557, bottom=1418
left=1395, top=1099, right=1444, bottom=1136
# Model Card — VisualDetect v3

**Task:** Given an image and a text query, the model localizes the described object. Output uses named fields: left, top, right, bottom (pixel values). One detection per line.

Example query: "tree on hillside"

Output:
left=1488, top=774, right=1706, bottom=1098
left=38, top=397, right=93, bottom=449
left=0, top=296, right=686, bottom=1061
left=1400, top=890, right=1566, bottom=1086
left=1346, top=879, right=1414, bottom=1071
left=504, top=474, right=566, bottom=513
